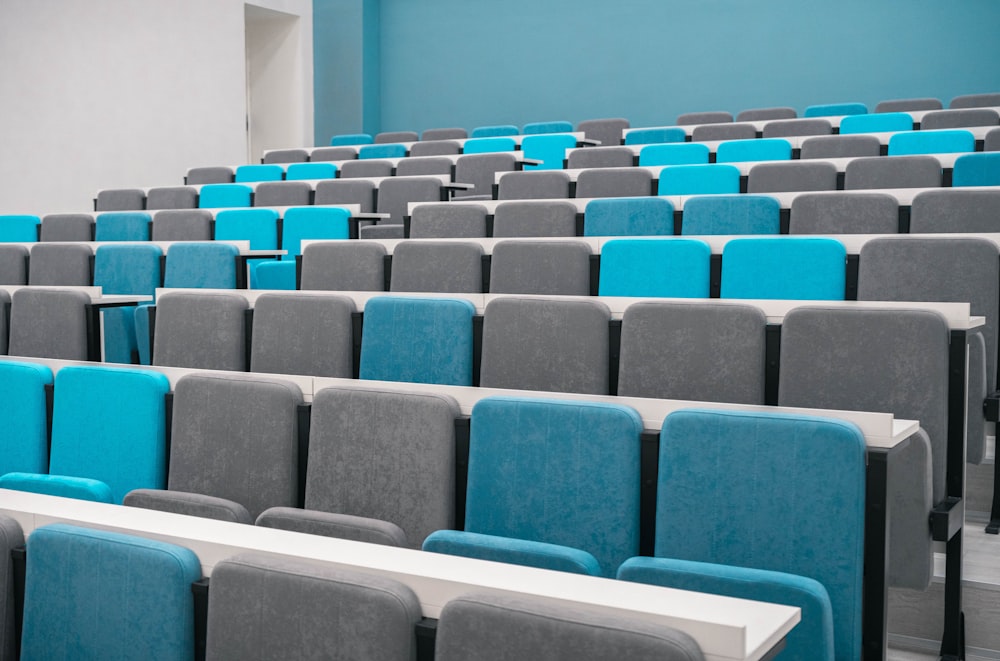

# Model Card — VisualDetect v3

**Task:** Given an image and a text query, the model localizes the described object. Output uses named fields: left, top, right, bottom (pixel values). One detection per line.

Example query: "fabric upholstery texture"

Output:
left=799, top=135, right=882, bottom=159
left=638, top=143, right=710, bottom=166
left=470, top=125, right=519, bottom=138
left=375, top=130, right=419, bottom=143
left=844, top=155, right=942, bottom=189
left=396, top=156, right=453, bottom=176
left=409, top=139, right=462, bottom=156
left=39, top=213, right=93, bottom=241
left=198, top=183, right=253, bottom=208
left=746, top=161, right=839, bottom=193
left=691, top=122, right=757, bottom=141
left=576, top=117, right=629, bottom=147
left=409, top=203, right=488, bottom=238
left=285, top=162, right=337, bottom=180
left=0, top=361, right=52, bottom=475
left=489, top=240, right=592, bottom=296
left=599, top=239, right=711, bottom=297
left=804, top=102, right=868, bottom=117
left=521, top=133, right=578, bottom=170
left=839, top=112, right=913, bottom=134
left=715, top=138, right=792, bottom=163
left=377, top=176, right=443, bottom=224
left=676, top=111, right=732, bottom=125
left=256, top=507, right=408, bottom=547
left=263, top=148, right=308, bottom=164
left=920, top=108, right=999, bottom=130
left=736, top=106, right=797, bottom=121
left=310, top=146, right=358, bottom=162
left=875, top=97, right=942, bottom=113
left=910, top=189, right=1000, bottom=233
left=27, top=243, right=92, bottom=285
left=761, top=118, right=833, bottom=138
left=681, top=195, right=781, bottom=235
left=250, top=293, right=355, bottom=377
left=300, top=241, right=386, bottom=291
left=124, top=489, right=253, bottom=524
left=331, top=132, right=373, bottom=145
left=422, top=127, right=468, bottom=140
left=0, top=514, right=22, bottom=661
left=423, top=530, right=602, bottom=575
left=314, top=179, right=376, bottom=211
left=146, top=186, right=199, bottom=210
left=152, top=291, right=248, bottom=370
left=235, top=164, right=284, bottom=182
left=94, top=243, right=163, bottom=363
left=623, top=127, right=686, bottom=145
left=523, top=120, right=574, bottom=134
left=150, top=209, right=213, bottom=241
left=454, top=152, right=517, bottom=198
left=888, top=129, right=975, bottom=156
left=568, top=146, right=635, bottom=169
left=953, top=153, right=1000, bottom=187
left=497, top=170, right=571, bottom=200
left=280, top=206, right=351, bottom=258
left=389, top=241, right=484, bottom=292
left=789, top=192, right=899, bottom=234
left=575, top=167, right=653, bottom=198
left=950, top=93, right=1000, bottom=109
left=186, top=166, right=234, bottom=185
left=359, top=143, right=406, bottom=159
left=720, top=237, right=847, bottom=300
left=658, top=164, right=740, bottom=195
left=253, top=181, right=312, bottom=207
left=493, top=200, right=578, bottom=237
left=584, top=197, right=674, bottom=236
left=95, top=188, right=145, bottom=211
left=164, top=242, right=239, bottom=288
left=8, top=288, right=90, bottom=360
left=0, top=245, right=28, bottom=284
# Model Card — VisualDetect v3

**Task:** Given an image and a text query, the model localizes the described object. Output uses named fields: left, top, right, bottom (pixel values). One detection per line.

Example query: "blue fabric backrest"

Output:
left=359, top=143, right=407, bottom=159
left=0, top=215, right=40, bottom=242
left=888, top=129, right=975, bottom=156
left=214, top=208, right=279, bottom=250
left=235, top=164, right=284, bottom=182
left=656, top=408, right=866, bottom=661
left=423, top=529, right=602, bottom=576
left=164, top=242, right=240, bottom=288
left=470, top=125, right=519, bottom=138
left=280, top=206, right=351, bottom=259
left=521, top=134, right=577, bottom=170
left=715, top=138, right=792, bottom=163
left=331, top=133, right=373, bottom=146
left=93, top=244, right=163, bottom=363
left=462, top=137, right=517, bottom=154
left=359, top=296, right=476, bottom=386
left=523, top=121, right=574, bottom=135
left=95, top=211, right=151, bottom=241
left=624, top=127, right=686, bottom=145
left=658, top=164, right=741, bottom=195
left=464, top=396, right=643, bottom=577
left=638, top=143, right=710, bottom=167
left=198, top=183, right=253, bottom=209
left=286, top=162, right=338, bottom=180
left=598, top=239, right=711, bottom=297
left=584, top=197, right=674, bottom=236
left=0, top=361, right=52, bottom=475
left=804, top=102, right=868, bottom=117
left=953, top=152, right=1000, bottom=187
left=681, top=195, right=781, bottom=235
left=839, top=113, right=913, bottom=134
left=21, top=523, right=201, bottom=661
left=252, top=262, right=297, bottom=290
left=721, top=237, right=847, bottom=300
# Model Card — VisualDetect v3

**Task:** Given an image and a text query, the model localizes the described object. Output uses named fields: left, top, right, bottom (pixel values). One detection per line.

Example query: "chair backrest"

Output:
left=843, top=155, right=941, bottom=189
left=583, top=197, right=674, bottom=236
left=314, top=178, right=376, bottom=211
left=94, top=210, right=151, bottom=241
left=40, top=213, right=93, bottom=241
left=262, top=148, right=308, bottom=164
left=95, top=188, right=145, bottom=211
left=389, top=240, right=483, bottom=292
left=523, top=120, right=573, bottom=135
left=875, top=97, right=942, bottom=113
left=0, top=214, right=40, bottom=241
left=254, top=181, right=313, bottom=207
left=198, top=183, right=253, bottom=208
left=761, top=118, right=833, bottom=138
left=310, top=146, right=357, bottom=161
left=409, top=139, right=461, bottom=156
left=521, top=133, right=577, bottom=169
left=27, top=243, right=92, bottom=285
left=285, top=162, right=337, bottom=180
left=567, top=146, right=635, bottom=169
left=187, top=166, right=234, bottom=184
left=151, top=209, right=213, bottom=241
left=0, top=514, right=22, bottom=661
left=164, top=242, right=239, bottom=288
left=331, top=132, right=373, bottom=145
left=715, top=138, right=792, bottom=163
left=8, top=288, right=90, bottom=360
left=214, top=208, right=279, bottom=253
left=462, top=137, right=517, bottom=154
left=21, top=524, right=200, bottom=661
left=804, top=102, right=867, bottom=117
left=409, top=203, right=488, bottom=238
left=789, top=192, right=899, bottom=234
left=395, top=156, right=453, bottom=176
left=300, top=241, right=386, bottom=290
left=598, top=238, right=711, bottom=298
left=576, top=117, right=630, bottom=146
left=375, top=130, right=419, bottom=143
left=152, top=291, right=248, bottom=370
left=376, top=176, right=443, bottom=223
left=799, top=134, right=882, bottom=159
left=887, top=129, right=975, bottom=155
left=470, top=125, right=518, bottom=138
left=736, top=106, right=796, bottom=121
left=909, top=189, right=1000, bottom=232
left=493, top=200, right=578, bottom=237
left=950, top=92, right=1000, bottom=109
left=676, top=110, right=732, bottom=125
left=250, top=292, right=355, bottom=377
left=657, top=164, right=740, bottom=195
left=746, top=161, right=838, bottom=193
left=146, top=186, right=199, bottom=210
left=0, top=245, right=27, bottom=285
left=235, top=164, right=284, bottom=182
left=454, top=152, right=517, bottom=198
left=422, top=127, right=467, bottom=140
left=919, top=108, right=999, bottom=130
left=681, top=195, right=780, bottom=235
left=691, top=122, right=756, bottom=142
left=623, top=127, right=686, bottom=145
left=986, top=127, right=1000, bottom=151
left=94, top=244, right=163, bottom=363
left=575, top=167, right=653, bottom=198
left=206, top=552, right=419, bottom=661
left=489, top=239, right=592, bottom=295
left=0, top=361, right=52, bottom=475
left=952, top=152, right=1000, bottom=187
left=360, top=295, right=476, bottom=385
left=638, top=143, right=709, bottom=167
left=359, top=143, right=407, bottom=160
left=721, top=237, right=847, bottom=300
left=480, top=298, right=610, bottom=394
left=280, top=206, right=351, bottom=258
left=497, top=170, right=571, bottom=200
left=618, top=301, right=766, bottom=403
left=838, top=112, right=913, bottom=134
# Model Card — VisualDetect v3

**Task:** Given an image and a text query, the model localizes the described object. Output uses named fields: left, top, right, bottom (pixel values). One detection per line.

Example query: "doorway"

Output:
left=244, top=4, right=302, bottom=162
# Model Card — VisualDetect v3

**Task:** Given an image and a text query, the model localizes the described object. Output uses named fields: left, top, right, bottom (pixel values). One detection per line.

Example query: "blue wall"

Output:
left=315, top=0, right=1000, bottom=141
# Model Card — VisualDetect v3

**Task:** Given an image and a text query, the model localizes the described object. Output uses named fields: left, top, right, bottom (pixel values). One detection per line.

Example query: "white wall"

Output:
left=0, top=0, right=312, bottom=215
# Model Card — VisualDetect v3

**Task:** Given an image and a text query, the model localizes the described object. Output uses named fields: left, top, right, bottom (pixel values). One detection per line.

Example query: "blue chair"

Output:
left=21, top=524, right=201, bottom=661
left=721, top=237, right=847, bottom=300
left=0, top=361, right=52, bottom=476
left=198, top=183, right=253, bottom=208
left=715, top=138, right=792, bottom=163
left=888, top=129, right=975, bottom=156
left=521, top=133, right=577, bottom=170
left=681, top=195, right=781, bottom=235
left=93, top=244, right=163, bottom=363
left=598, top=238, right=711, bottom=297
left=462, top=137, right=517, bottom=154
left=583, top=197, right=675, bottom=236
left=359, top=296, right=476, bottom=386
left=235, top=164, right=284, bottom=182
left=285, top=162, right=338, bottom=180
left=953, top=152, right=1000, bottom=187
left=0, top=215, right=41, bottom=242
left=95, top=211, right=151, bottom=242
left=804, top=102, right=868, bottom=117
left=470, top=124, right=519, bottom=138
left=623, top=127, right=686, bottom=145
left=658, top=164, right=741, bottom=195
left=523, top=120, right=573, bottom=135
left=638, top=143, right=710, bottom=167
left=423, top=396, right=643, bottom=577
left=359, top=143, right=407, bottom=159
left=330, top=132, right=373, bottom=146
left=839, top=112, right=913, bottom=134
left=256, top=206, right=352, bottom=290
left=215, top=208, right=279, bottom=288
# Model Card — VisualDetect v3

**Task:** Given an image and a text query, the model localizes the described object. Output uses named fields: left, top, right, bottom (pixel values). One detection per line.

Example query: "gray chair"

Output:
left=249, top=293, right=355, bottom=377
left=497, top=171, right=571, bottom=200
left=40, top=213, right=94, bottom=241
left=691, top=122, right=757, bottom=142
left=358, top=224, right=405, bottom=239
left=983, top=127, right=1000, bottom=151
left=0, top=245, right=28, bottom=285
left=567, top=146, right=634, bottom=169
left=340, top=159, right=394, bottom=178
left=676, top=111, right=732, bottom=125
left=95, top=188, right=145, bottom=211
left=493, top=200, right=578, bottom=237
left=146, top=186, right=198, bottom=210
left=205, top=553, right=421, bottom=660
left=263, top=148, right=309, bottom=164
left=950, top=92, right=1000, bottom=109
left=150, top=209, right=213, bottom=241
left=761, top=118, right=833, bottom=138
left=746, top=161, right=838, bottom=193
left=422, top=127, right=468, bottom=141
left=0, top=515, right=23, bottom=661
left=789, top=192, right=899, bottom=234
left=409, top=140, right=461, bottom=156
left=257, top=385, right=460, bottom=547
left=409, top=203, right=488, bottom=238
left=186, top=167, right=234, bottom=185
left=575, top=167, right=653, bottom=198
left=489, top=240, right=592, bottom=295
left=124, top=372, right=304, bottom=522
left=577, top=118, right=630, bottom=147
left=389, top=240, right=484, bottom=292
left=8, top=288, right=90, bottom=360
left=0, top=290, right=8, bottom=352
left=152, top=291, right=248, bottom=371
left=910, top=189, right=1000, bottom=233
left=920, top=108, right=1000, bottom=130
left=314, top=179, right=376, bottom=211
left=435, top=592, right=704, bottom=661
left=736, top=107, right=796, bottom=121
left=395, top=156, right=453, bottom=176
left=28, top=243, right=92, bottom=285
left=377, top=176, right=444, bottom=224
left=844, top=155, right=942, bottom=189
left=253, top=181, right=312, bottom=207
left=875, top=97, right=943, bottom=113
left=480, top=297, right=611, bottom=395
left=375, top=130, right=418, bottom=143
left=300, top=241, right=386, bottom=291
left=454, top=153, right=518, bottom=198
left=310, top=146, right=357, bottom=162
left=799, top=135, right=882, bottom=159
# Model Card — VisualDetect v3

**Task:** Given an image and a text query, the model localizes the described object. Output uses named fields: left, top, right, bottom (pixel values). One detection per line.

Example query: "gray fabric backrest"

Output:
left=876, top=97, right=943, bottom=113
left=28, top=243, right=92, bottom=286
left=497, top=171, right=571, bottom=200
left=40, top=214, right=94, bottom=241
left=800, top=135, right=882, bottom=159
left=789, top=192, right=899, bottom=234
left=950, top=92, right=1000, bottom=109
left=454, top=153, right=517, bottom=198
left=691, top=122, right=757, bottom=142
left=0, top=289, right=9, bottom=353
left=377, top=177, right=443, bottom=224
left=340, top=159, right=393, bottom=178
left=146, top=186, right=198, bottom=210
left=314, top=179, right=376, bottom=211
left=123, top=489, right=252, bottom=524
left=736, top=107, right=797, bottom=121
left=986, top=127, right=1000, bottom=151
left=761, top=118, right=832, bottom=138
left=567, top=146, right=634, bottom=169
left=151, top=209, right=214, bottom=241
left=95, top=188, right=145, bottom=211
left=255, top=508, right=407, bottom=546
left=489, top=240, right=592, bottom=295
left=577, top=118, right=630, bottom=146
left=409, top=203, right=488, bottom=238
left=0, top=515, right=23, bottom=661
left=618, top=301, right=767, bottom=404
left=358, top=224, right=405, bottom=239
left=254, top=181, right=311, bottom=207
left=300, top=242, right=386, bottom=291
left=389, top=241, right=484, bottom=293
left=423, top=127, right=468, bottom=141
left=169, top=373, right=303, bottom=519
left=919, top=108, right=1000, bottom=130
left=152, top=291, right=248, bottom=370
left=8, top=288, right=90, bottom=360
left=305, top=386, right=460, bottom=547
left=409, top=140, right=461, bottom=156
left=187, top=167, right=234, bottom=185
left=575, top=167, right=653, bottom=198
left=493, top=200, right=578, bottom=237
left=436, top=592, right=704, bottom=661
left=844, top=155, right=941, bottom=189
left=249, top=293, right=355, bottom=377
left=910, top=189, right=1000, bottom=232
left=262, top=148, right=308, bottom=164
left=746, top=161, right=838, bottom=193
left=310, top=146, right=357, bottom=162
left=206, top=552, right=420, bottom=661
left=676, top=111, right=732, bottom=125
left=395, top=156, right=453, bottom=176
left=0, top=245, right=28, bottom=285
left=480, top=297, right=611, bottom=394
left=375, top=130, right=418, bottom=143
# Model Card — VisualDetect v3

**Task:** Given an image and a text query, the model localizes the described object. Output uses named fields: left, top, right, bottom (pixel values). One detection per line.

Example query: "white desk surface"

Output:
left=208, top=152, right=536, bottom=173
left=262, top=133, right=588, bottom=159
left=57, top=204, right=365, bottom=219
left=0, top=286, right=152, bottom=306
left=7, top=239, right=256, bottom=254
